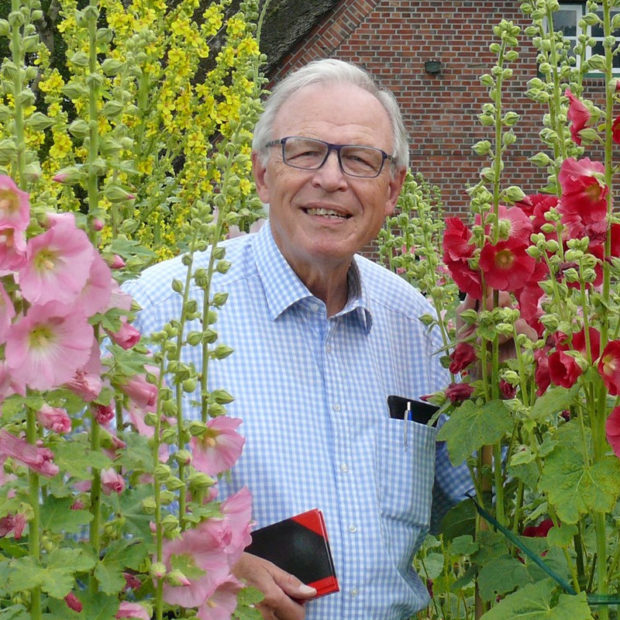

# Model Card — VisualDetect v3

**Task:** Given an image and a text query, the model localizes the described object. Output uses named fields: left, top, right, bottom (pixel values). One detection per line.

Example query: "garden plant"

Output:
left=0, top=0, right=267, bottom=617
left=380, top=1, right=620, bottom=618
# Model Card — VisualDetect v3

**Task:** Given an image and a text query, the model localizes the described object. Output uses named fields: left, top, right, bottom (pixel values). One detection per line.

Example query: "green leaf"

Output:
left=233, top=586, right=264, bottom=619
left=40, top=496, right=92, bottom=534
left=478, top=555, right=531, bottom=602
left=0, top=605, right=29, bottom=619
left=480, top=579, right=592, bottom=619
left=530, top=385, right=579, bottom=422
left=53, top=439, right=112, bottom=479
left=449, top=534, right=479, bottom=557
left=539, top=423, right=620, bottom=523
left=437, top=399, right=513, bottom=465
left=440, top=498, right=476, bottom=541
left=78, top=591, right=120, bottom=619
left=547, top=523, right=578, bottom=548
left=94, top=560, right=125, bottom=595
left=47, top=548, right=97, bottom=574
left=418, top=552, right=444, bottom=580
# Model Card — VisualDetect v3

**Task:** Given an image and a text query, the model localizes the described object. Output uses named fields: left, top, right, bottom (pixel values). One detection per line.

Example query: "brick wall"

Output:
left=270, top=0, right=607, bottom=226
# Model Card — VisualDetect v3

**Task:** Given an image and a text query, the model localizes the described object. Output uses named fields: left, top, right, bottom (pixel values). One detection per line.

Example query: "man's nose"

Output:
left=312, top=149, right=348, bottom=189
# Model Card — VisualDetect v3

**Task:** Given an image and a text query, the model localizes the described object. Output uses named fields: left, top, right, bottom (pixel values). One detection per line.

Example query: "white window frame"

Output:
left=551, top=2, right=620, bottom=76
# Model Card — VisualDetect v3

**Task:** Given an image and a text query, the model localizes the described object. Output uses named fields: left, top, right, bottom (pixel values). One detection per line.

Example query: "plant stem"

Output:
left=26, top=407, right=42, bottom=619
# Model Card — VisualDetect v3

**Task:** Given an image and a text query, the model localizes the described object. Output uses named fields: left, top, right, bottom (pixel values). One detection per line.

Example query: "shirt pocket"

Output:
left=374, top=417, right=437, bottom=529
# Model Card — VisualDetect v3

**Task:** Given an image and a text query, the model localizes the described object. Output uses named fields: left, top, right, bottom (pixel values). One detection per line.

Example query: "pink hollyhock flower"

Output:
left=445, top=382, right=474, bottom=404
left=115, top=602, right=149, bottom=620
left=523, top=518, right=554, bottom=538
left=76, top=252, right=113, bottom=317
left=0, top=512, right=26, bottom=539
left=123, top=572, right=142, bottom=591
left=0, top=175, right=30, bottom=231
left=190, top=417, right=245, bottom=476
left=549, top=350, right=582, bottom=388
left=0, top=281, right=15, bottom=342
left=476, top=205, right=533, bottom=242
left=0, top=429, right=59, bottom=477
left=0, top=360, right=25, bottom=401
left=449, top=342, right=477, bottom=374
left=443, top=217, right=482, bottom=299
left=479, top=238, right=536, bottom=292
left=0, top=226, right=27, bottom=273
left=94, top=403, right=115, bottom=426
left=162, top=487, right=252, bottom=609
left=65, top=340, right=103, bottom=401
left=565, top=89, right=590, bottom=145
left=197, top=576, right=243, bottom=620
left=597, top=340, right=620, bottom=395
left=18, top=214, right=96, bottom=306
left=120, top=369, right=158, bottom=410
left=37, top=404, right=72, bottom=434
left=64, top=592, right=83, bottom=613
left=606, top=406, right=620, bottom=458
left=107, top=318, right=141, bottom=350
left=5, top=301, right=94, bottom=391
left=101, top=467, right=125, bottom=495
left=557, top=158, right=608, bottom=228
left=534, top=347, right=552, bottom=396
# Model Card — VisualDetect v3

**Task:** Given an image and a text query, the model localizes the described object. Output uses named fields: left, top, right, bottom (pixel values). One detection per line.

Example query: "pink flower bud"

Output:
left=94, top=403, right=115, bottom=426
left=92, top=218, right=104, bottom=231
left=52, top=173, right=68, bottom=183
left=107, top=254, right=126, bottom=269
left=37, top=404, right=72, bottom=434
left=64, top=592, right=83, bottom=612
left=101, top=467, right=125, bottom=495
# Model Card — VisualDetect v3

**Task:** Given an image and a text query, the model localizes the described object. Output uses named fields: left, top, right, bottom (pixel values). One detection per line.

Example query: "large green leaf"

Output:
left=478, top=555, right=532, bottom=602
left=481, top=579, right=593, bottom=619
left=40, top=496, right=92, bottom=534
left=539, top=423, right=620, bottom=523
left=529, top=385, right=580, bottom=422
left=437, top=399, right=513, bottom=465
left=52, top=439, right=112, bottom=479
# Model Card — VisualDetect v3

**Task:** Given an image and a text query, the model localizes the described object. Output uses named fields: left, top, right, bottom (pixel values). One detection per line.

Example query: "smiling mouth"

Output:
left=304, top=207, right=351, bottom=219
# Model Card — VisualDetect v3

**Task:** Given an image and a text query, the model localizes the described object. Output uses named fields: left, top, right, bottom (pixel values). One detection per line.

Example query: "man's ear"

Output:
left=384, top=167, right=407, bottom=217
left=252, top=151, right=270, bottom=204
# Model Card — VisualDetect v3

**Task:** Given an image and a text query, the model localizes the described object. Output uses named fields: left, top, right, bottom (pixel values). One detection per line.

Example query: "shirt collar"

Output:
left=253, top=222, right=372, bottom=331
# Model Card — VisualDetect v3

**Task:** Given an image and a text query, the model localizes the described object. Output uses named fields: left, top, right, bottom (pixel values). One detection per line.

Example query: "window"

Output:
left=550, top=3, right=620, bottom=74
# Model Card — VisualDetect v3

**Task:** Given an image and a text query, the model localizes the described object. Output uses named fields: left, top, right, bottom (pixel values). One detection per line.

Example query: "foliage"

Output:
left=0, top=0, right=267, bottom=618
left=380, top=2, right=620, bottom=618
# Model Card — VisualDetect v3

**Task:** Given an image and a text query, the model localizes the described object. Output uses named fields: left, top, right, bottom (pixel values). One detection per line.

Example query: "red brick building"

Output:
left=264, top=1, right=608, bottom=220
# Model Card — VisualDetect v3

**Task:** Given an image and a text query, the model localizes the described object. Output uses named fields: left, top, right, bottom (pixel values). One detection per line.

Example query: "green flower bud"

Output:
left=141, top=497, right=157, bottom=514
left=213, top=344, right=234, bottom=359
left=150, top=562, right=167, bottom=580
left=211, top=389, right=234, bottom=405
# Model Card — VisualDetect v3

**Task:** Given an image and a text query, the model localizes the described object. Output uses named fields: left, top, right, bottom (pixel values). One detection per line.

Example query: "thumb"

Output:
left=273, top=572, right=317, bottom=600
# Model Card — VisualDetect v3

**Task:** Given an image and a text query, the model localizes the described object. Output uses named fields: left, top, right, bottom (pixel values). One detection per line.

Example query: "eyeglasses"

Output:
left=264, top=136, right=394, bottom=178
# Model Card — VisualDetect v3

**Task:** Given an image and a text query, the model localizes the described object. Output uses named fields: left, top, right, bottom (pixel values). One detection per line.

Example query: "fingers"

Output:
left=233, top=552, right=315, bottom=620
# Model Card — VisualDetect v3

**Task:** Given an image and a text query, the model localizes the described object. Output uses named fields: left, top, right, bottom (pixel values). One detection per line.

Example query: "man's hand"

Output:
left=233, top=552, right=317, bottom=620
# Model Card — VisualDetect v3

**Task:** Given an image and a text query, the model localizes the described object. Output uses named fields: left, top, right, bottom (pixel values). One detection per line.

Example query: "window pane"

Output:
left=553, top=9, right=578, bottom=37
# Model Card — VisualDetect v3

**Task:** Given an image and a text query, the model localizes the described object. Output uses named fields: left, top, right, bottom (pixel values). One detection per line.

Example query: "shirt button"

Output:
left=350, top=588, right=359, bottom=597
left=332, top=403, right=341, bottom=412
left=340, top=463, right=349, bottom=473
left=348, top=525, right=357, bottom=533
left=325, top=344, right=332, bottom=353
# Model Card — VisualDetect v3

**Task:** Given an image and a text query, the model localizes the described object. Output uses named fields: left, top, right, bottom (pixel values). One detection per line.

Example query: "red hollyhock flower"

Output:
left=499, top=379, right=516, bottom=399
left=475, top=205, right=533, bottom=242
left=557, top=326, right=601, bottom=362
left=597, top=340, right=620, bottom=395
left=445, top=382, right=474, bottom=404
left=549, top=350, right=582, bottom=388
left=449, top=342, right=477, bottom=374
left=515, top=261, right=549, bottom=337
left=443, top=217, right=482, bottom=298
left=565, top=89, right=590, bottom=145
left=612, top=115, right=620, bottom=144
left=516, top=193, right=559, bottom=237
left=558, top=158, right=608, bottom=227
left=479, top=238, right=537, bottom=292
left=606, top=406, right=620, bottom=458
left=534, top=347, right=551, bottom=396
left=611, top=222, right=620, bottom=257
left=523, top=518, right=554, bottom=538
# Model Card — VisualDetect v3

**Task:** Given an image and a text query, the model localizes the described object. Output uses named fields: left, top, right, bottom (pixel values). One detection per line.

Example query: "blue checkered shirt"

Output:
left=124, top=222, right=472, bottom=619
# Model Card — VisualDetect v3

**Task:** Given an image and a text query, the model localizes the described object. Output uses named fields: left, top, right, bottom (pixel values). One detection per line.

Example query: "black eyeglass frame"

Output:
left=264, top=136, right=395, bottom=178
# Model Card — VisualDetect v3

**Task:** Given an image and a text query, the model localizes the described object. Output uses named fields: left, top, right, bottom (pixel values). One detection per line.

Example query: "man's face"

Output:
left=252, top=82, right=406, bottom=279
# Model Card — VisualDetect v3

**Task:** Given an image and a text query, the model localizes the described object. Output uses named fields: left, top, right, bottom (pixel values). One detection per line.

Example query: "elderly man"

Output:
left=126, top=58, right=471, bottom=619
